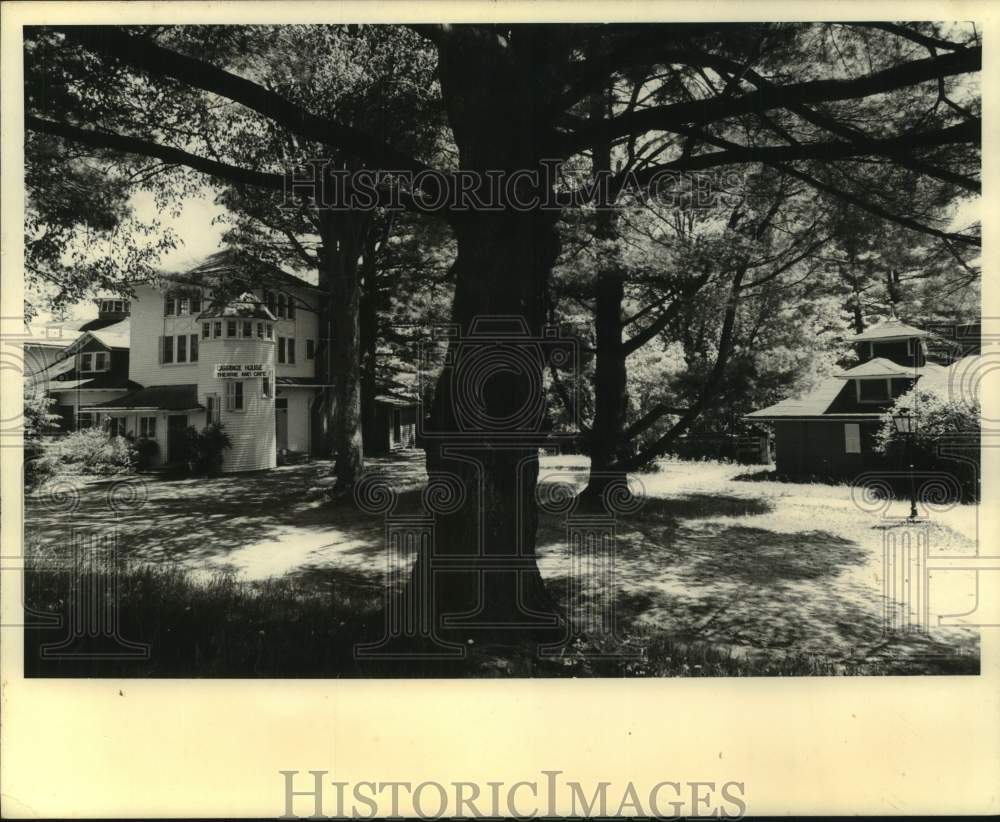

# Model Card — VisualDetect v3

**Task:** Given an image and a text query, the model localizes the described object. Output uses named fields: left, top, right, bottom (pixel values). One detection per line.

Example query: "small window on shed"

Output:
left=844, top=423, right=861, bottom=454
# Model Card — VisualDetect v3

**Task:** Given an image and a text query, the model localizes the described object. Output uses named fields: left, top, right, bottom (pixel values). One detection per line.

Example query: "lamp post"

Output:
left=892, top=408, right=919, bottom=521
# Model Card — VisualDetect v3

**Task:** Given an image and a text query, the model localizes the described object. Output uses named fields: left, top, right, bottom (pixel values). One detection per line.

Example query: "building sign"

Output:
left=214, top=363, right=270, bottom=379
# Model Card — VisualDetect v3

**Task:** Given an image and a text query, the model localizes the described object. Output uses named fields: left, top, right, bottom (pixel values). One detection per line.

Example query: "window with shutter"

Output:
left=225, top=381, right=244, bottom=411
left=288, top=338, right=296, bottom=364
left=176, top=335, right=187, bottom=363
left=162, top=336, right=173, bottom=364
left=278, top=337, right=286, bottom=364
left=190, top=334, right=199, bottom=362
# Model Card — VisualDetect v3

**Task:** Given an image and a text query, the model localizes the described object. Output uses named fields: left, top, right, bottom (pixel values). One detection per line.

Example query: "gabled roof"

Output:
left=849, top=320, right=931, bottom=342
left=158, top=249, right=321, bottom=294
left=745, top=358, right=972, bottom=420
left=87, top=319, right=130, bottom=349
left=834, top=357, right=914, bottom=379
left=91, top=384, right=202, bottom=411
left=62, top=319, right=130, bottom=355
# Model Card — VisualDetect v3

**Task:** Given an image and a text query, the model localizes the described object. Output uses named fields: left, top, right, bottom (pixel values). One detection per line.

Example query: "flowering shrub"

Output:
left=876, top=386, right=980, bottom=501
left=40, top=428, right=138, bottom=475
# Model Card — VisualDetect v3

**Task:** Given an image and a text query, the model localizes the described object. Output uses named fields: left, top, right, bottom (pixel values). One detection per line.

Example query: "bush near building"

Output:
left=36, top=428, right=138, bottom=477
left=875, top=387, right=980, bottom=502
left=24, top=389, right=62, bottom=490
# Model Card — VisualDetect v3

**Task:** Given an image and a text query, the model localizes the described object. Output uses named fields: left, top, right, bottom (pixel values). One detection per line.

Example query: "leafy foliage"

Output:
left=37, top=428, right=138, bottom=476
left=875, top=386, right=980, bottom=456
left=185, top=423, right=232, bottom=475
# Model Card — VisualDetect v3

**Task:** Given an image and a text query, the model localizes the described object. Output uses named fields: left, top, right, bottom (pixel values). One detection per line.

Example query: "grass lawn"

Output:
left=23, top=452, right=980, bottom=676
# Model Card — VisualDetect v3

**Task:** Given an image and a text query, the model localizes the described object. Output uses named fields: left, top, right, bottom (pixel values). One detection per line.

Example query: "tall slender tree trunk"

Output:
left=581, top=85, right=629, bottom=502
left=359, top=247, right=379, bottom=452
left=319, top=210, right=364, bottom=490
left=582, top=268, right=629, bottom=501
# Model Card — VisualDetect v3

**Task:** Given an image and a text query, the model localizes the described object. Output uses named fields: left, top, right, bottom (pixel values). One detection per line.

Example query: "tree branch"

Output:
left=27, top=115, right=284, bottom=190
left=558, top=46, right=981, bottom=155
left=53, top=26, right=435, bottom=177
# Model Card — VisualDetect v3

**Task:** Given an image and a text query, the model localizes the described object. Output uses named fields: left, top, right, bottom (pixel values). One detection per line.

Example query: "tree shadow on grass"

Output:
left=682, top=525, right=866, bottom=584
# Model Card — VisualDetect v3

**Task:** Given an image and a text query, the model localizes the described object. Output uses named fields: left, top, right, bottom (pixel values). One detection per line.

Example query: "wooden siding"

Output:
left=774, top=419, right=881, bottom=479
left=126, top=278, right=320, bottom=472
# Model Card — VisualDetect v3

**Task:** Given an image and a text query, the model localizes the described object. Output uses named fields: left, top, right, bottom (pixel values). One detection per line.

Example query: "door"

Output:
left=166, top=415, right=188, bottom=464
left=275, top=398, right=289, bottom=452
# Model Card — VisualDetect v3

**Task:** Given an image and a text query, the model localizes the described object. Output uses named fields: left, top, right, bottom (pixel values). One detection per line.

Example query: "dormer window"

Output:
left=79, top=351, right=109, bottom=373
left=98, top=299, right=128, bottom=314
left=164, top=290, right=202, bottom=316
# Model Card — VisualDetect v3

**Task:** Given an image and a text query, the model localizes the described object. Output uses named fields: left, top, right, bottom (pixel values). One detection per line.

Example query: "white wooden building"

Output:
left=90, top=251, right=326, bottom=472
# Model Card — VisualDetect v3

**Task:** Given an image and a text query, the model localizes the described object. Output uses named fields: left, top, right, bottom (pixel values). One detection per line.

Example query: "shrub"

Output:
left=41, top=428, right=138, bottom=476
left=185, top=423, right=232, bottom=475
left=875, top=386, right=980, bottom=501
left=133, top=436, right=160, bottom=470
left=24, top=389, right=61, bottom=490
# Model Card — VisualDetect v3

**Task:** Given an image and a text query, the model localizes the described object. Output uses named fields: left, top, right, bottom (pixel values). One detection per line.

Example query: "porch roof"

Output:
left=91, top=383, right=203, bottom=412
left=276, top=377, right=329, bottom=387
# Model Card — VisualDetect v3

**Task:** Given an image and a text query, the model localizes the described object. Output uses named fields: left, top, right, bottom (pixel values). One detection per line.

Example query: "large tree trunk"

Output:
left=389, top=36, right=566, bottom=646
left=409, top=210, right=563, bottom=644
left=318, top=210, right=365, bottom=490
